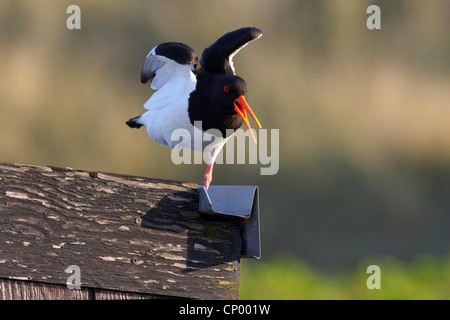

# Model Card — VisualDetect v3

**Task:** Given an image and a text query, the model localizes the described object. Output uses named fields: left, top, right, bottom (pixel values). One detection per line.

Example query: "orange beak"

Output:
left=234, top=95, right=261, bottom=144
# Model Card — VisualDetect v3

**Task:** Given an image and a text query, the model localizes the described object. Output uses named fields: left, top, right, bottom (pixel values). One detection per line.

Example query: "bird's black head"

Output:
left=188, top=74, right=261, bottom=140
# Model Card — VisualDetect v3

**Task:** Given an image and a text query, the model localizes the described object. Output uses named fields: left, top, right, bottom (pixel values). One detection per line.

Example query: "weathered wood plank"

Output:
left=0, top=278, right=92, bottom=300
left=0, top=278, right=165, bottom=300
left=0, top=162, right=241, bottom=299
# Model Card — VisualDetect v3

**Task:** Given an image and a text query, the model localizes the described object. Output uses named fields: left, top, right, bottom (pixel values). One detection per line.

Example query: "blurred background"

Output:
left=0, top=0, right=449, bottom=299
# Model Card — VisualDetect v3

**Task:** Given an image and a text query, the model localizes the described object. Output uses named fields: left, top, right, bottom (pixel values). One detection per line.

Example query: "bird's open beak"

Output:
left=234, top=95, right=261, bottom=144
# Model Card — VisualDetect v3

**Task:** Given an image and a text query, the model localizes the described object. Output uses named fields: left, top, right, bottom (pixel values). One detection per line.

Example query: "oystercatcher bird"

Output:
left=126, top=27, right=262, bottom=190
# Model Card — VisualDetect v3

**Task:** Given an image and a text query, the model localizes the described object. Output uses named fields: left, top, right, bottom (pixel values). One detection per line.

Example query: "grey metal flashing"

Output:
left=198, top=186, right=261, bottom=259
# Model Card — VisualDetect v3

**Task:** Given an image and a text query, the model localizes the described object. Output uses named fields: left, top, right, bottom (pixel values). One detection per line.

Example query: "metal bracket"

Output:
left=198, top=185, right=261, bottom=259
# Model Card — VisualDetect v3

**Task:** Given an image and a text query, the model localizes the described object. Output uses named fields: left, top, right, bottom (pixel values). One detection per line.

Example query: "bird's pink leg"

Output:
left=204, top=163, right=214, bottom=190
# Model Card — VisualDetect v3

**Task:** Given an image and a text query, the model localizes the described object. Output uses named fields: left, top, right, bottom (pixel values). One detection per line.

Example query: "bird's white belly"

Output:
left=140, top=103, right=229, bottom=164
left=141, top=103, right=190, bottom=149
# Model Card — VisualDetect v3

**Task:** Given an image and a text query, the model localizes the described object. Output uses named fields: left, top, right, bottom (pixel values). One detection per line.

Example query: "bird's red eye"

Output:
left=224, top=85, right=229, bottom=92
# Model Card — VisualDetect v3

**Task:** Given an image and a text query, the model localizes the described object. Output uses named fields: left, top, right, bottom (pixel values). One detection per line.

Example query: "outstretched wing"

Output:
left=141, top=42, right=198, bottom=87
left=141, top=42, right=198, bottom=110
left=199, top=27, right=263, bottom=75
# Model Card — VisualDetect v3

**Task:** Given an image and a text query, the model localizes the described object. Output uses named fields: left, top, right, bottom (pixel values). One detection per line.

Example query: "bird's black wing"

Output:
left=199, top=27, right=263, bottom=75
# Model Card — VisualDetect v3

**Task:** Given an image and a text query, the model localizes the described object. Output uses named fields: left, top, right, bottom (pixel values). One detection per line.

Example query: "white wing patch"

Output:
left=142, top=48, right=197, bottom=110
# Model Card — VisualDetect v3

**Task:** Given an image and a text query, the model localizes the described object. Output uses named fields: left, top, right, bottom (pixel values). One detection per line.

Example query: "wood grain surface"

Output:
left=0, top=162, right=241, bottom=299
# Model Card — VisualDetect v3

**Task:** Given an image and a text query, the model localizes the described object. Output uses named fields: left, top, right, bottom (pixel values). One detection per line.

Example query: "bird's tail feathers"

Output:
left=126, top=115, right=143, bottom=128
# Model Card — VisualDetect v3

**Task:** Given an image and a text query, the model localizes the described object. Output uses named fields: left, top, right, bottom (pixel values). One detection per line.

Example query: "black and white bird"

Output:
left=126, top=27, right=263, bottom=190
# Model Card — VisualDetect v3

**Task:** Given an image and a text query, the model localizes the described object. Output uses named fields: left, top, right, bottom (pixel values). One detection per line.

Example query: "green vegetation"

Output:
left=241, top=254, right=450, bottom=299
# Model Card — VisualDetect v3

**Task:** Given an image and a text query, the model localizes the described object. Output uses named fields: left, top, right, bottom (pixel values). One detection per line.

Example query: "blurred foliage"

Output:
left=0, top=0, right=449, bottom=297
left=241, top=254, right=450, bottom=299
